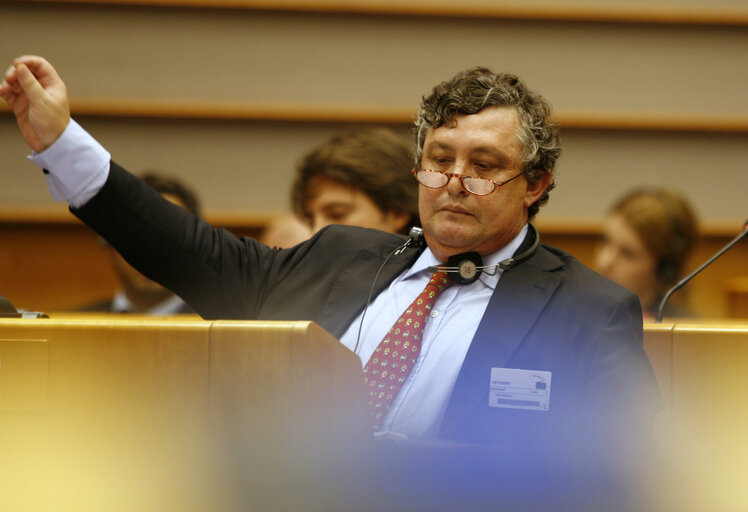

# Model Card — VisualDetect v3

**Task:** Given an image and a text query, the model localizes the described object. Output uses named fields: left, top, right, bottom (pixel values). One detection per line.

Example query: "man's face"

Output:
left=305, top=175, right=409, bottom=234
left=418, top=106, right=549, bottom=262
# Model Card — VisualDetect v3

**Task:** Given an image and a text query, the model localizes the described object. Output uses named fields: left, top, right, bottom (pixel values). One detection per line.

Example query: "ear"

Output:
left=384, top=210, right=413, bottom=235
left=524, top=170, right=552, bottom=208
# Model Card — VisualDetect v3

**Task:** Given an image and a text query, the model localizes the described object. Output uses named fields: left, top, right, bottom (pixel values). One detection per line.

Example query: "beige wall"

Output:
left=1, top=1, right=747, bottom=223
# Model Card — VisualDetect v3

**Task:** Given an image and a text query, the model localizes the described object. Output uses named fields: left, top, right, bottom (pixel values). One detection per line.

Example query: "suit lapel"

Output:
left=316, top=244, right=421, bottom=339
left=439, top=245, right=564, bottom=438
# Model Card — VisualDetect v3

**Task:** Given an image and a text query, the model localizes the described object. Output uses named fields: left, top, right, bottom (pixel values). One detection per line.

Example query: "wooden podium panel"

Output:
left=207, top=321, right=371, bottom=511
left=644, top=322, right=748, bottom=512
left=208, top=320, right=369, bottom=444
left=669, top=324, right=748, bottom=511
left=0, top=317, right=369, bottom=511
left=11, top=317, right=747, bottom=510
left=642, top=323, right=674, bottom=407
left=0, top=317, right=211, bottom=511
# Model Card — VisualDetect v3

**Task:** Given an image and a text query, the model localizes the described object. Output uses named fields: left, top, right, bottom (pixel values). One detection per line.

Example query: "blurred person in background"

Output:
left=290, top=127, right=418, bottom=236
left=596, top=187, right=698, bottom=321
left=260, top=127, right=418, bottom=248
left=258, top=213, right=312, bottom=249
left=81, top=172, right=201, bottom=315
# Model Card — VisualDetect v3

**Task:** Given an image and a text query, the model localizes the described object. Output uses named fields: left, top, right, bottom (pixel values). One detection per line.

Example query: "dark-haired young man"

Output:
left=292, top=126, right=418, bottom=236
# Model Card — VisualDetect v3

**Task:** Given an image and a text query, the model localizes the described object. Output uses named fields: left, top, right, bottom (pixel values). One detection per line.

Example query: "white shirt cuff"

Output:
left=28, top=119, right=111, bottom=209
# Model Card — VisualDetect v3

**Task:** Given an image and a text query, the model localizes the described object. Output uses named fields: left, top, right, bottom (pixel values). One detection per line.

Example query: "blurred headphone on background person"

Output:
left=655, top=192, right=690, bottom=285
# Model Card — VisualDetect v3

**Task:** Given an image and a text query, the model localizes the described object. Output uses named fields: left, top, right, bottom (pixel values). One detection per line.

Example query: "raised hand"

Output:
left=0, top=55, right=71, bottom=153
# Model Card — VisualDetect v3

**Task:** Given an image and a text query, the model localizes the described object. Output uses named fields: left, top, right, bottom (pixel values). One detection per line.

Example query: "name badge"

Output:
left=489, top=368, right=551, bottom=412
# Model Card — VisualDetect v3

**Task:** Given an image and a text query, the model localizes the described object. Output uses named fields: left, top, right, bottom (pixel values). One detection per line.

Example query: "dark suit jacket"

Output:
left=74, top=162, right=661, bottom=470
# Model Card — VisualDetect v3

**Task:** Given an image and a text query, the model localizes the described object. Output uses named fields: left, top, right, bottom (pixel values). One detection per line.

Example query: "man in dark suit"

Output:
left=3, top=56, right=661, bottom=510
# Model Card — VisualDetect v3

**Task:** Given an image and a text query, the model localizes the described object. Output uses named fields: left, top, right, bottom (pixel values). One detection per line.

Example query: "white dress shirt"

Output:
left=30, top=119, right=110, bottom=208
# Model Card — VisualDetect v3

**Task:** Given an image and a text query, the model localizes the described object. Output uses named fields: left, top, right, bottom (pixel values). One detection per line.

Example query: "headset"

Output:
left=354, top=229, right=425, bottom=354
left=427, top=223, right=541, bottom=284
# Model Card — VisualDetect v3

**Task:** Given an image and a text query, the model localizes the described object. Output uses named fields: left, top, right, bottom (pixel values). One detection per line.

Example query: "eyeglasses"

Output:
left=411, top=167, right=525, bottom=196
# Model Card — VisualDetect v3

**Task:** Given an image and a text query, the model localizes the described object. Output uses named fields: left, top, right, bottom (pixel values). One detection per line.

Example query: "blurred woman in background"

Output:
left=595, top=187, right=699, bottom=321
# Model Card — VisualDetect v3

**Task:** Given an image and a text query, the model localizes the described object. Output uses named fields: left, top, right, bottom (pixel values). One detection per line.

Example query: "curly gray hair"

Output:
left=414, top=67, right=561, bottom=219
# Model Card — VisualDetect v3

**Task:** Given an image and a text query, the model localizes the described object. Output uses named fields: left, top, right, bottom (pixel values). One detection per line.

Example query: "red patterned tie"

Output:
left=362, top=270, right=453, bottom=428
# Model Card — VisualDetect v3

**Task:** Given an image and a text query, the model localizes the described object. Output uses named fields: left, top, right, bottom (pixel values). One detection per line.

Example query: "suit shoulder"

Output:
left=314, top=224, right=408, bottom=252
left=538, top=243, right=638, bottom=304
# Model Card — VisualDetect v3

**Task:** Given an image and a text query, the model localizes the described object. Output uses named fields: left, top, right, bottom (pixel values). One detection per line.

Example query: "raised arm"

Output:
left=0, top=55, right=343, bottom=323
left=1, top=55, right=70, bottom=153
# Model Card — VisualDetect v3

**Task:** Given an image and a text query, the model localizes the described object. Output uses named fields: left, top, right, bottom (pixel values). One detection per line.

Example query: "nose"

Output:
left=445, top=162, right=470, bottom=194
left=450, top=160, right=471, bottom=177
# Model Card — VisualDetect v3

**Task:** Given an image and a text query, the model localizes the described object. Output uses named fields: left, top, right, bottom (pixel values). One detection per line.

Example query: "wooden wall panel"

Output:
left=1, top=2, right=746, bottom=222
left=3, top=116, right=747, bottom=220
left=1, top=212, right=745, bottom=318
left=0, top=1, right=745, bottom=320
left=11, top=0, right=748, bottom=25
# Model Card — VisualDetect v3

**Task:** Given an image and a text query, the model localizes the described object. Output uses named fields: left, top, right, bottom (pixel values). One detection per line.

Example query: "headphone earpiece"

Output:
left=429, top=224, right=541, bottom=284
left=656, top=260, right=679, bottom=284
left=444, top=252, right=482, bottom=285
left=656, top=194, right=688, bottom=284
